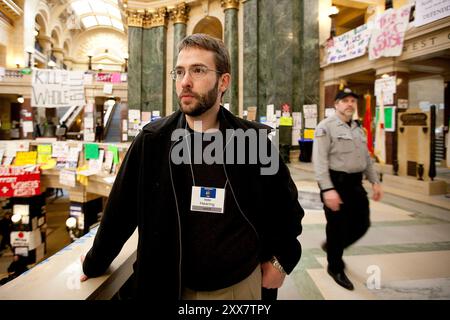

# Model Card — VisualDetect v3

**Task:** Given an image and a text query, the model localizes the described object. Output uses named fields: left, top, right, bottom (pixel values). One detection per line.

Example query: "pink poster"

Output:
left=369, top=5, right=411, bottom=60
left=111, top=73, right=121, bottom=83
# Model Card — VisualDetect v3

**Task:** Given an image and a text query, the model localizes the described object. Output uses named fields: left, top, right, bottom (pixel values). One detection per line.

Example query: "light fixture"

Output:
left=87, top=55, right=93, bottom=71
left=381, top=73, right=390, bottom=79
left=34, top=29, right=39, bottom=37
left=48, top=60, right=56, bottom=68
left=26, top=46, right=33, bottom=67
left=17, top=95, right=24, bottom=103
left=97, top=64, right=104, bottom=72
left=15, top=59, right=21, bottom=69
left=11, top=213, right=22, bottom=224
left=66, top=217, right=77, bottom=229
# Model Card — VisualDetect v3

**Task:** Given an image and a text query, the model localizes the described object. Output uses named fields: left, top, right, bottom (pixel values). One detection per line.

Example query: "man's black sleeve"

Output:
left=82, top=133, right=143, bottom=277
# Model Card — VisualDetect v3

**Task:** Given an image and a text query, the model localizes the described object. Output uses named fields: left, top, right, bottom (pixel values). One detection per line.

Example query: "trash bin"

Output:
left=298, top=139, right=313, bottom=162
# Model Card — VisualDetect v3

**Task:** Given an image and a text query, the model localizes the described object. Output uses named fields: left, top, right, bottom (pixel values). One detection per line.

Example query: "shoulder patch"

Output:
left=315, top=127, right=327, bottom=137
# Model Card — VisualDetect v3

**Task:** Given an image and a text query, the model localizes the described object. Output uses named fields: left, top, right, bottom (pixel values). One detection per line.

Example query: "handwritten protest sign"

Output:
left=327, top=23, right=372, bottom=64
left=369, top=5, right=411, bottom=60
left=0, top=165, right=41, bottom=197
left=32, top=69, right=85, bottom=108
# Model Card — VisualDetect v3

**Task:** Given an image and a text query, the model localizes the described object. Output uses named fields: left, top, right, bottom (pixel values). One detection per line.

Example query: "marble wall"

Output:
left=243, top=0, right=319, bottom=120
left=128, top=27, right=142, bottom=111
left=142, top=26, right=167, bottom=114
left=172, top=23, right=187, bottom=112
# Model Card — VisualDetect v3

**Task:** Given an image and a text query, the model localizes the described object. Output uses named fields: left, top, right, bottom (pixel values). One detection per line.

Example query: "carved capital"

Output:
left=150, top=7, right=168, bottom=28
left=169, top=3, right=190, bottom=25
left=221, top=0, right=240, bottom=10
left=127, top=9, right=145, bottom=27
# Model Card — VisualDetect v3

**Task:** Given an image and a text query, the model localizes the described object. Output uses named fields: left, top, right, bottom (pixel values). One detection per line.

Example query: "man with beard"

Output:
left=81, top=33, right=304, bottom=301
left=312, top=88, right=383, bottom=290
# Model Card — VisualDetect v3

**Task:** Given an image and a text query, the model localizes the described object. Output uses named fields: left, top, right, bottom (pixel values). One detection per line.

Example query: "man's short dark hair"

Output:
left=177, top=33, right=230, bottom=75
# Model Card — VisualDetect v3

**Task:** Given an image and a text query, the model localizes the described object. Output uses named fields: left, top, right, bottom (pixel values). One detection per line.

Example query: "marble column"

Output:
left=170, top=3, right=189, bottom=112
left=298, top=0, right=320, bottom=109
left=127, top=10, right=144, bottom=111
left=250, top=0, right=319, bottom=121
left=141, top=8, right=168, bottom=115
left=243, top=0, right=258, bottom=115
left=221, top=0, right=239, bottom=115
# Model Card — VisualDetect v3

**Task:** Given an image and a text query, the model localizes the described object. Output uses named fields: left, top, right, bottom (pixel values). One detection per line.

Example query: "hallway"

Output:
left=279, top=163, right=450, bottom=300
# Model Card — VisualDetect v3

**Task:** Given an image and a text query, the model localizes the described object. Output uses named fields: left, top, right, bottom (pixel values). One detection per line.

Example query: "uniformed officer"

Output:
left=312, top=87, right=383, bottom=290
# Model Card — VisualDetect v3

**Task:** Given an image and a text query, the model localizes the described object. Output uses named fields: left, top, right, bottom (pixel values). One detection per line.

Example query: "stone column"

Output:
left=141, top=7, right=168, bottom=115
left=63, top=57, right=74, bottom=70
left=324, top=81, right=340, bottom=118
left=375, top=63, right=410, bottom=165
left=37, top=35, right=52, bottom=57
left=243, top=0, right=258, bottom=116
left=221, top=0, right=239, bottom=115
left=170, top=3, right=189, bottom=112
left=127, top=10, right=144, bottom=111
left=52, top=47, right=64, bottom=67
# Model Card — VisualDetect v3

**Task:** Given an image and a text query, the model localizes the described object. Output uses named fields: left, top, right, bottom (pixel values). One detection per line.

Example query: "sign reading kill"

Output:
left=32, top=69, right=85, bottom=108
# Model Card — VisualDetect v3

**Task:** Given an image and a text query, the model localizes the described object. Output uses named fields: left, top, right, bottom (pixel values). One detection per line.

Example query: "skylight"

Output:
left=71, top=0, right=124, bottom=31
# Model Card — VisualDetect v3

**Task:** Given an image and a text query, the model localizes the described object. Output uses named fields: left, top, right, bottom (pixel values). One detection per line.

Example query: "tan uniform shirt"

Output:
left=312, top=114, right=380, bottom=190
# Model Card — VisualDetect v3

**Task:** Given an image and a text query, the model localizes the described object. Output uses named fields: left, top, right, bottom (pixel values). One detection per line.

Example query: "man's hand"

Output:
left=323, top=189, right=343, bottom=212
left=80, top=255, right=88, bottom=282
left=261, top=261, right=286, bottom=289
left=372, top=183, right=383, bottom=201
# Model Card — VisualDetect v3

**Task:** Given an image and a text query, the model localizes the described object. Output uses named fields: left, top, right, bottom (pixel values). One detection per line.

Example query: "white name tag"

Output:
left=190, top=186, right=225, bottom=213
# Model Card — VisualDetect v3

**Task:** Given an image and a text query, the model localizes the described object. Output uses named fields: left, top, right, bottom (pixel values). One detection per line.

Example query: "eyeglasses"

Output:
left=170, top=66, right=221, bottom=81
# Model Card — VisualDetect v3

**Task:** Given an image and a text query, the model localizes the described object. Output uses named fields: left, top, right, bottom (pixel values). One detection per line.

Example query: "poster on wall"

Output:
left=414, top=0, right=450, bottom=27
left=369, top=5, right=411, bottom=60
left=31, top=69, right=85, bottom=108
left=376, top=106, right=396, bottom=132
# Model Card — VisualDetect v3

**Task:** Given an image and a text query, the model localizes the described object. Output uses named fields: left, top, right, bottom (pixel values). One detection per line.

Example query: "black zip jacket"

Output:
left=83, top=107, right=304, bottom=300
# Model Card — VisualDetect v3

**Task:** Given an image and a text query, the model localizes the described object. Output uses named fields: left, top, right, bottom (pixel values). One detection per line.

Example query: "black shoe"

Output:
left=321, top=242, right=327, bottom=253
left=327, top=268, right=354, bottom=290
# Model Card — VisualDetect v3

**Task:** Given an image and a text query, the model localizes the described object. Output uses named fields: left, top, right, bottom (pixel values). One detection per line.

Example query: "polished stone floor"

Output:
left=1, top=162, right=449, bottom=300
left=278, top=162, right=450, bottom=300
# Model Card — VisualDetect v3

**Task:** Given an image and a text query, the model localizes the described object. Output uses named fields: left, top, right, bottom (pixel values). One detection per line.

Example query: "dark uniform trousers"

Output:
left=321, top=170, right=370, bottom=273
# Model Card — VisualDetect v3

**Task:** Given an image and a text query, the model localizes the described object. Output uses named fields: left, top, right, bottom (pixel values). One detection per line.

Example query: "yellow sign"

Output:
left=304, top=129, right=315, bottom=140
left=37, top=144, right=52, bottom=164
left=14, top=151, right=37, bottom=166
left=279, top=117, right=293, bottom=126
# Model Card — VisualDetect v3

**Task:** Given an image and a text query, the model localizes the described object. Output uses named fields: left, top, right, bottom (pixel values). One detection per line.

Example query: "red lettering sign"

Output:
left=0, top=165, right=41, bottom=197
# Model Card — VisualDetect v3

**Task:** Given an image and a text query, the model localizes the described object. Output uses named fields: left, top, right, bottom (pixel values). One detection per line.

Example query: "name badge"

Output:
left=190, top=186, right=225, bottom=213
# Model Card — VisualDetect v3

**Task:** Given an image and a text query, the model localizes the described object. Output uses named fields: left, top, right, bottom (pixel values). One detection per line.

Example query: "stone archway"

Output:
left=192, top=16, right=222, bottom=40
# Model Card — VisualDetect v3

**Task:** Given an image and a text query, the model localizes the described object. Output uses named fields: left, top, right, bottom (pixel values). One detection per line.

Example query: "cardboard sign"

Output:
left=14, top=151, right=37, bottom=166
left=0, top=165, right=41, bottom=197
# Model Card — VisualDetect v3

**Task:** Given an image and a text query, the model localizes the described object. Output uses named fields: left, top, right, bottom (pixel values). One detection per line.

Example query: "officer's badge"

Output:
left=315, top=127, right=327, bottom=137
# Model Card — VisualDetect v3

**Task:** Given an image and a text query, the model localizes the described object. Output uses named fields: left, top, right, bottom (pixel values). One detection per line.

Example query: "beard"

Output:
left=178, top=79, right=220, bottom=117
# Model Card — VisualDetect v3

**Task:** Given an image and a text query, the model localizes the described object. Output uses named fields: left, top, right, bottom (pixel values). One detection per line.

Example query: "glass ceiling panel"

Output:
left=81, top=16, right=97, bottom=28
left=71, top=0, right=124, bottom=31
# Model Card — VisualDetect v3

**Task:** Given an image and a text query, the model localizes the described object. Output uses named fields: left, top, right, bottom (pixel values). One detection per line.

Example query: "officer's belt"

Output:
left=329, top=170, right=363, bottom=184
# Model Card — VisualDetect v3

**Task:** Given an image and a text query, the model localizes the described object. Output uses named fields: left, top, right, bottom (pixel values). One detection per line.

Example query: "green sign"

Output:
left=375, top=106, right=396, bottom=132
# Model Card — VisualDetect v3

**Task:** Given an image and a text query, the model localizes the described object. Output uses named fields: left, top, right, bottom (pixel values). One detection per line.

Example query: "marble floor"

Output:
left=278, top=163, right=450, bottom=300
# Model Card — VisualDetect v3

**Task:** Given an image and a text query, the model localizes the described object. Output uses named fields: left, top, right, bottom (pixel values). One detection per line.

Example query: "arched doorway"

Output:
left=192, top=16, right=223, bottom=40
